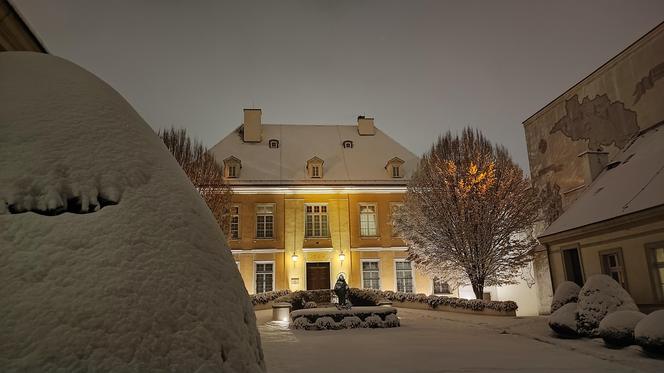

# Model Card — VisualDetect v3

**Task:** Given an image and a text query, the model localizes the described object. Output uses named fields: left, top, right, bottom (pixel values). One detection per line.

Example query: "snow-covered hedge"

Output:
left=635, top=310, right=664, bottom=356
left=548, top=302, right=579, bottom=338
left=275, top=289, right=333, bottom=310
left=577, top=275, right=638, bottom=337
left=290, top=307, right=400, bottom=330
left=598, top=310, right=645, bottom=347
left=250, top=290, right=291, bottom=306
left=379, top=289, right=518, bottom=313
left=551, top=281, right=580, bottom=313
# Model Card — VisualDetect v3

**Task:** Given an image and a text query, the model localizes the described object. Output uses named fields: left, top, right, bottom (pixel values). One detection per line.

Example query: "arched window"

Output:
left=306, top=157, right=324, bottom=179
left=385, top=157, right=404, bottom=178
left=223, top=156, right=242, bottom=178
left=342, top=140, right=353, bottom=149
left=268, top=139, right=279, bottom=149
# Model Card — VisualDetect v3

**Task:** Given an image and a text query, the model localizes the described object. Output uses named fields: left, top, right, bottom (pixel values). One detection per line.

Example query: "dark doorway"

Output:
left=562, top=247, right=584, bottom=286
left=306, top=262, right=331, bottom=290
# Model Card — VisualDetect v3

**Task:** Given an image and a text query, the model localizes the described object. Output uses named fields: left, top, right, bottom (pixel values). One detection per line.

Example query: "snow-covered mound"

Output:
left=0, top=53, right=265, bottom=372
left=551, top=281, right=580, bottom=313
left=635, top=310, right=664, bottom=356
left=598, top=310, right=645, bottom=347
left=548, top=302, right=579, bottom=338
left=577, top=275, right=638, bottom=337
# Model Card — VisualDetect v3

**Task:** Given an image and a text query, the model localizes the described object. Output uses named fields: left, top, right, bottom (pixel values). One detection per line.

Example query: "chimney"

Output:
left=242, top=108, right=262, bottom=142
left=357, top=115, right=375, bottom=136
left=577, top=150, right=609, bottom=185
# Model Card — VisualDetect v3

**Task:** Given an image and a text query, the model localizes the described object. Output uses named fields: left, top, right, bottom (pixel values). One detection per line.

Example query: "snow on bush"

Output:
left=304, top=301, right=318, bottom=309
left=384, top=314, right=400, bottom=328
left=577, top=275, right=638, bottom=337
left=598, top=310, right=645, bottom=347
left=551, top=281, right=580, bottom=313
left=365, top=314, right=384, bottom=328
left=0, top=53, right=264, bottom=372
left=250, top=290, right=290, bottom=306
left=340, top=316, right=363, bottom=329
left=275, top=289, right=332, bottom=310
left=635, top=310, right=664, bottom=356
left=314, top=317, right=337, bottom=330
left=548, top=302, right=579, bottom=338
left=292, top=317, right=314, bottom=330
left=348, top=288, right=518, bottom=313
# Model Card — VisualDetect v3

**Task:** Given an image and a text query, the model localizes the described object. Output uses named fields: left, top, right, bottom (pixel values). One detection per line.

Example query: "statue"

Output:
left=334, top=274, right=351, bottom=309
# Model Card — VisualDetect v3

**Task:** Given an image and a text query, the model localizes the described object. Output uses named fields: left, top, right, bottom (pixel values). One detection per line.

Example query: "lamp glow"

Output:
left=291, top=253, right=298, bottom=262
left=339, top=252, right=345, bottom=261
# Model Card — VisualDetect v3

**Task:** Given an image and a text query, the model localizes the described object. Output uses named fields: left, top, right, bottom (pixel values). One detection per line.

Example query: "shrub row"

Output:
left=291, top=313, right=400, bottom=330
left=250, top=290, right=290, bottom=306
left=274, top=289, right=333, bottom=310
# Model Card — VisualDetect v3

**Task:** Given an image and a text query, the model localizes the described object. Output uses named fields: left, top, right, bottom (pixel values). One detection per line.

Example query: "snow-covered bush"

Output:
left=292, top=317, right=313, bottom=330
left=304, top=301, right=318, bottom=309
left=365, top=314, right=384, bottom=328
left=551, top=281, right=580, bottom=313
left=635, top=310, right=664, bottom=356
left=577, top=275, right=638, bottom=337
left=340, top=316, right=363, bottom=329
left=275, top=289, right=332, bottom=310
left=315, top=317, right=337, bottom=330
left=598, top=310, right=645, bottom=347
left=381, top=290, right=518, bottom=313
left=384, top=314, right=400, bottom=327
left=348, top=288, right=383, bottom=306
left=251, top=290, right=290, bottom=306
left=548, top=303, right=579, bottom=338
left=0, top=53, right=264, bottom=372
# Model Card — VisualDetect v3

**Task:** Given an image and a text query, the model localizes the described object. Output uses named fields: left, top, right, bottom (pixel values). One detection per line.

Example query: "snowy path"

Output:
left=257, top=308, right=664, bottom=373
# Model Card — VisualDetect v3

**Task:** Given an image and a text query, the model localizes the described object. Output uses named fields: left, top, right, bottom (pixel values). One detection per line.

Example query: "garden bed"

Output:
left=290, top=306, right=400, bottom=330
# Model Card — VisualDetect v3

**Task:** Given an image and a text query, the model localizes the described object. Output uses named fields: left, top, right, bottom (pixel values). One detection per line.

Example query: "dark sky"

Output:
left=14, top=0, right=664, bottom=170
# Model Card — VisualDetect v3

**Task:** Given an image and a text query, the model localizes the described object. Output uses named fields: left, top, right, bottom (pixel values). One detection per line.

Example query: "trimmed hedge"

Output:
left=290, top=306, right=400, bottom=330
left=250, top=290, right=290, bottom=306
left=275, top=289, right=333, bottom=310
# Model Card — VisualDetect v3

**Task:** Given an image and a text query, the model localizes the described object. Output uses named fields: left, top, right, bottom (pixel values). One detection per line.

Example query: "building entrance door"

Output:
left=306, top=262, right=331, bottom=290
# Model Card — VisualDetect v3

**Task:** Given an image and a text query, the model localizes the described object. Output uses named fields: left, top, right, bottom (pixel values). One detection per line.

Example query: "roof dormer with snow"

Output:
left=209, top=109, right=419, bottom=186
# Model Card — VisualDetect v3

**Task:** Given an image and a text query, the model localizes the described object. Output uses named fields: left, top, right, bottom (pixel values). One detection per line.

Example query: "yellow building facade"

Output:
left=211, top=110, right=448, bottom=296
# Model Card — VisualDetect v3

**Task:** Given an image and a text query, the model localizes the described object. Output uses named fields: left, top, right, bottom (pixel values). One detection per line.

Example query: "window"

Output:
left=390, top=202, right=404, bottom=237
left=307, top=157, right=324, bottom=179
left=255, top=262, right=274, bottom=293
left=600, top=249, right=626, bottom=288
left=562, top=247, right=584, bottom=286
left=385, top=157, right=404, bottom=179
left=647, top=242, right=664, bottom=302
left=229, top=205, right=240, bottom=240
left=342, top=140, right=353, bottom=149
left=268, top=139, right=279, bottom=149
left=395, top=260, right=414, bottom=293
left=223, top=156, right=241, bottom=178
left=305, top=204, right=328, bottom=237
left=255, top=204, right=274, bottom=239
left=361, top=260, right=380, bottom=289
left=359, top=203, right=378, bottom=237
left=432, top=277, right=450, bottom=294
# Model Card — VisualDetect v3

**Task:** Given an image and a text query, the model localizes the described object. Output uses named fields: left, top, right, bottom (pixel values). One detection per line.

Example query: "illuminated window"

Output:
left=305, top=203, right=328, bottom=238
left=359, top=203, right=378, bottom=237
left=255, top=262, right=274, bottom=293
left=390, top=202, right=404, bottom=237
left=229, top=205, right=240, bottom=240
left=255, top=204, right=274, bottom=239
left=395, top=260, right=414, bottom=293
left=362, top=260, right=380, bottom=289
left=433, top=277, right=450, bottom=295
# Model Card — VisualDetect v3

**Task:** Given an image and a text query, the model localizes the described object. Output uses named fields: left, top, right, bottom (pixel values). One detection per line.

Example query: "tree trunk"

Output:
left=471, top=281, right=484, bottom=300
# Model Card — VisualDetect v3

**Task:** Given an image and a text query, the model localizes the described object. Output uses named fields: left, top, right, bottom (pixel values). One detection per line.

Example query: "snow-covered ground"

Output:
left=257, top=308, right=664, bottom=372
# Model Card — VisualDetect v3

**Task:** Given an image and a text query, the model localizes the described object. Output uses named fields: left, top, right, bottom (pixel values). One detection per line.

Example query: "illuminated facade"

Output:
left=210, top=109, right=446, bottom=295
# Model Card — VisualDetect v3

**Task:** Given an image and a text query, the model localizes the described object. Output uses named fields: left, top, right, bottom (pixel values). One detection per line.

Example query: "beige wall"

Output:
left=548, top=219, right=664, bottom=307
left=230, top=191, right=444, bottom=295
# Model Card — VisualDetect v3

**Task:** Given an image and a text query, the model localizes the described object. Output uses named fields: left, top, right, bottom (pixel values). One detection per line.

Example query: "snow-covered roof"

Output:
left=540, top=123, right=664, bottom=239
left=209, top=124, right=419, bottom=186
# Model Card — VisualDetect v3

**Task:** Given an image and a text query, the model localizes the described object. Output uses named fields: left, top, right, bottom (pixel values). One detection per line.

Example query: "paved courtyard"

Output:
left=256, top=308, right=664, bottom=373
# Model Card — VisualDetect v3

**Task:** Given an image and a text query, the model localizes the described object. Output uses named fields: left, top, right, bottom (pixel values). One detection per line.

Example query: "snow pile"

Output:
left=548, top=302, right=579, bottom=338
left=0, top=53, right=264, bottom=372
left=576, top=275, right=638, bottom=337
left=598, top=310, right=645, bottom=347
left=635, top=310, right=664, bottom=355
left=551, top=281, right=580, bottom=313
left=250, top=289, right=290, bottom=306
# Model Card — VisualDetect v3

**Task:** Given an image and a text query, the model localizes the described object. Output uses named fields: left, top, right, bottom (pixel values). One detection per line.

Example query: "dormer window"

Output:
left=385, top=157, right=404, bottom=178
left=268, top=139, right=279, bottom=149
left=223, top=156, right=242, bottom=178
left=342, top=140, right=353, bottom=149
left=307, top=157, right=324, bottom=179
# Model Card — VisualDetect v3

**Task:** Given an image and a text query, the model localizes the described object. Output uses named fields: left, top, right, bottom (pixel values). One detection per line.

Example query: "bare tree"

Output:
left=394, top=128, right=540, bottom=299
left=158, top=128, right=233, bottom=238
